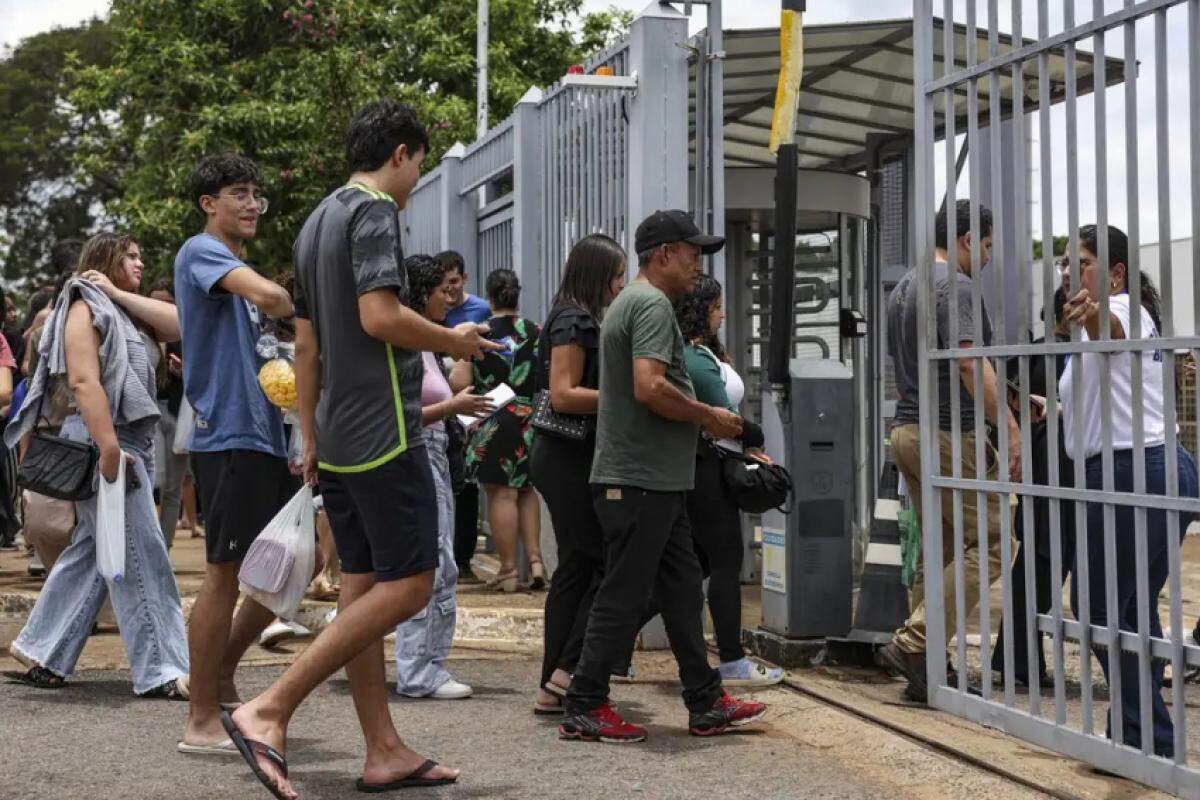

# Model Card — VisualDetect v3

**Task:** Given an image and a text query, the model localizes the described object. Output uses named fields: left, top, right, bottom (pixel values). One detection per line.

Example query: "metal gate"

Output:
left=912, top=0, right=1200, bottom=793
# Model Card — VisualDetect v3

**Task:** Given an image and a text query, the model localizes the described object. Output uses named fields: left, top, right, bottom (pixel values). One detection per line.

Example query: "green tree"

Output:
left=0, top=20, right=115, bottom=286
left=69, top=0, right=631, bottom=281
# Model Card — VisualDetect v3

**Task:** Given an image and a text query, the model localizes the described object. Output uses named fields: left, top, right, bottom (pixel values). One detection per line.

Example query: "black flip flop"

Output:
left=3, top=666, right=66, bottom=688
left=221, top=710, right=290, bottom=800
left=355, top=760, right=457, bottom=792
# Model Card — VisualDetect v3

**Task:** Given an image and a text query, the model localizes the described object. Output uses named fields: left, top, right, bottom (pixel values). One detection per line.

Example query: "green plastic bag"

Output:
left=898, top=505, right=921, bottom=588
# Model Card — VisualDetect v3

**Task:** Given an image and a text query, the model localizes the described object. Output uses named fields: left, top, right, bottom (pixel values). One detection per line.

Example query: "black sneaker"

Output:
left=878, top=641, right=929, bottom=703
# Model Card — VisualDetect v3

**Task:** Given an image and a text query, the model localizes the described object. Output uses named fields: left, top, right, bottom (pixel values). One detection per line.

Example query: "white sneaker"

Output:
left=430, top=678, right=473, bottom=699
left=260, top=619, right=311, bottom=647
left=718, top=658, right=785, bottom=687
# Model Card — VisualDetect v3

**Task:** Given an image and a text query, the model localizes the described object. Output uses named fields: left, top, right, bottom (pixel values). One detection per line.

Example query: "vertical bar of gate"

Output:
left=600, top=91, right=609, bottom=237
left=1063, top=0, right=1094, bottom=737
left=943, top=0, right=968, bottom=697
left=986, top=0, right=1014, bottom=708
left=1036, top=0, right=1066, bottom=726
left=964, top=0, right=992, bottom=704
left=914, top=0, right=949, bottom=700
left=1090, top=1, right=1124, bottom=750
left=590, top=89, right=599, bottom=234
left=1168, top=0, right=1200, bottom=764
left=1009, top=0, right=1040, bottom=718
left=1121, top=0, right=1152, bottom=756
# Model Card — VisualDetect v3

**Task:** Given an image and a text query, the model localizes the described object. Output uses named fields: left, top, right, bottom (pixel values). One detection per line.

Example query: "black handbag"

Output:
left=16, top=383, right=99, bottom=501
left=529, top=305, right=591, bottom=441
left=530, top=389, right=589, bottom=441
left=714, top=446, right=793, bottom=514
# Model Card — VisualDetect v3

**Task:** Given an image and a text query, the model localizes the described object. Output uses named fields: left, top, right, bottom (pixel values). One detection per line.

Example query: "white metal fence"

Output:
left=912, top=0, right=1200, bottom=793
left=399, top=6, right=691, bottom=323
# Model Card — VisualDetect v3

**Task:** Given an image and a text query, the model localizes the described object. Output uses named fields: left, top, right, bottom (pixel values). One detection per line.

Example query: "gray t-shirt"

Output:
left=293, top=184, right=424, bottom=471
left=888, top=262, right=992, bottom=432
left=590, top=281, right=698, bottom=491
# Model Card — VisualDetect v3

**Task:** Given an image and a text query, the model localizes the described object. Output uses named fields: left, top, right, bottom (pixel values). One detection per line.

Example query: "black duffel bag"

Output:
left=714, top=446, right=793, bottom=515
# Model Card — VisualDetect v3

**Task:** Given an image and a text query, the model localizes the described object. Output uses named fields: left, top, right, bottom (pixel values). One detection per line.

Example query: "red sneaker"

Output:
left=688, top=692, right=767, bottom=736
left=559, top=702, right=648, bottom=743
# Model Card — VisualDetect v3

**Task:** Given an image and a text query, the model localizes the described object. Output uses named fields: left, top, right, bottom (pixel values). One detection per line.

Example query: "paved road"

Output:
left=0, top=651, right=1043, bottom=800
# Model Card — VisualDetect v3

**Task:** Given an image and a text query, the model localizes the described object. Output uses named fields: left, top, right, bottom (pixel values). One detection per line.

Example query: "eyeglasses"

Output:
left=219, top=189, right=269, bottom=214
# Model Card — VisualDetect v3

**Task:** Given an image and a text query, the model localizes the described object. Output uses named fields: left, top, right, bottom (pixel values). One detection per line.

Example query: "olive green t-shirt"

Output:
left=589, top=281, right=698, bottom=491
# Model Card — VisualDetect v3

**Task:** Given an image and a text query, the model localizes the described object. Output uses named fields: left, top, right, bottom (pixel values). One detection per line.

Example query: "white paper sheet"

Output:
left=457, top=382, right=515, bottom=430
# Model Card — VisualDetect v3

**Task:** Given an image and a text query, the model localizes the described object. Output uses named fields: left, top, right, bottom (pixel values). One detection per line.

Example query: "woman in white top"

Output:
left=1058, top=224, right=1198, bottom=757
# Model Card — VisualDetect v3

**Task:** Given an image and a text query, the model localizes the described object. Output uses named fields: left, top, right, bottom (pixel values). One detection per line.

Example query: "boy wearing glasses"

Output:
left=175, top=153, right=300, bottom=754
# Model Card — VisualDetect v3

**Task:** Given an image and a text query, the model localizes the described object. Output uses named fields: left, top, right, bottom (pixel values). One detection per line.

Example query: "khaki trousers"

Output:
left=890, top=424, right=1007, bottom=656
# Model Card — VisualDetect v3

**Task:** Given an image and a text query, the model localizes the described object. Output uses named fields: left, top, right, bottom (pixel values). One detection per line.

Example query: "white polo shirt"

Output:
left=1059, top=293, right=1166, bottom=461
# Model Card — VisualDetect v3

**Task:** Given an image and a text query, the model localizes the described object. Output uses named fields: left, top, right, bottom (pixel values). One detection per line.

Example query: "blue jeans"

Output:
left=393, top=426, right=458, bottom=696
left=1073, top=444, right=1199, bottom=757
left=12, top=416, right=189, bottom=693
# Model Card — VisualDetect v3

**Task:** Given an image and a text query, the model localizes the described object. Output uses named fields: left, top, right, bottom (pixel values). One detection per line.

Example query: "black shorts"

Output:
left=193, top=449, right=301, bottom=564
left=318, top=447, right=438, bottom=582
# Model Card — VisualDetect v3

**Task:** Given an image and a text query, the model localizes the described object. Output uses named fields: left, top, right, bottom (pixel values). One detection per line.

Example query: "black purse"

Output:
left=714, top=445, right=793, bottom=515
left=529, top=305, right=591, bottom=441
left=16, top=383, right=98, bottom=501
left=530, top=389, right=589, bottom=441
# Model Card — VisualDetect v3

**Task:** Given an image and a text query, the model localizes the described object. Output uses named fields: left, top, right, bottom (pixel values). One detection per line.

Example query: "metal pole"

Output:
left=477, top=0, right=489, bottom=138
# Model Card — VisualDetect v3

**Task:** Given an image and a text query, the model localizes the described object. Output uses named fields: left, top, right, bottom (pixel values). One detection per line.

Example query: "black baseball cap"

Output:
left=634, top=209, right=725, bottom=256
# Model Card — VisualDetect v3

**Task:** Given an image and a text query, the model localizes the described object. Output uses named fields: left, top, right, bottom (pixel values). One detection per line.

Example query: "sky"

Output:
left=3, top=0, right=1195, bottom=241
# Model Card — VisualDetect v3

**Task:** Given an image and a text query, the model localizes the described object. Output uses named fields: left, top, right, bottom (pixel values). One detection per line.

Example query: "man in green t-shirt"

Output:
left=560, top=210, right=769, bottom=743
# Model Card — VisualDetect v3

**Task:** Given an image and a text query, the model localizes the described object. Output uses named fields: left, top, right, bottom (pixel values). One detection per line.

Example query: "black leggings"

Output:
left=530, top=434, right=604, bottom=687
left=686, top=444, right=745, bottom=663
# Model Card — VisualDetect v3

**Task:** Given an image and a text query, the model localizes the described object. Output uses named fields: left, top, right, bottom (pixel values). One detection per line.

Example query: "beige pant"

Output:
left=890, top=424, right=1007, bottom=656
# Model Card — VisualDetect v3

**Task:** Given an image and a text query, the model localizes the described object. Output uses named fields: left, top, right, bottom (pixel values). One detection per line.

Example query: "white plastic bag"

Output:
left=238, top=486, right=315, bottom=619
left=172, top=397, right=194, bottom=455
left=95, top=455, right=127, bottom=583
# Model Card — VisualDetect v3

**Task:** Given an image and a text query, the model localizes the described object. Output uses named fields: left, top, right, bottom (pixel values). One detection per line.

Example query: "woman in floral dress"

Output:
left=451, top=269, right=545, bottom=592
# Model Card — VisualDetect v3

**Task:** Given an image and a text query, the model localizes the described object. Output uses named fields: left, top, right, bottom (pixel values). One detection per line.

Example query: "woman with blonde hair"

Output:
left=3, top=232, right=190, bottom=698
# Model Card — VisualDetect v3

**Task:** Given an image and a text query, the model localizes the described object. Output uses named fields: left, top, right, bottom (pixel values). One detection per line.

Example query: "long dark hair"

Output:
left=675, top=274, right=726, bottom=361
left=552, top=233, right=625, bottom=322
left=1079, top=224, right=1163, bottom=332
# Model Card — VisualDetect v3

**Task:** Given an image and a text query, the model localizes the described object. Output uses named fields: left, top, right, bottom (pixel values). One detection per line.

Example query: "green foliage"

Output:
left=0, top=19, right=115, bottom=286
left=1031, top=235, right=1068, bottom=261
left=65, top=0, right=631, bottom=282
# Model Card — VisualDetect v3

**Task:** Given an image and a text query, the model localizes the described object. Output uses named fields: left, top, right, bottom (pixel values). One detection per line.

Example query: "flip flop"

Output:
left=177, top=738, right=239, bottom=756
left=355, top=760, right=457, bottom=792
left=542, top=680, right=568, bottom=699
left=221, top=710, right=290, bottom=800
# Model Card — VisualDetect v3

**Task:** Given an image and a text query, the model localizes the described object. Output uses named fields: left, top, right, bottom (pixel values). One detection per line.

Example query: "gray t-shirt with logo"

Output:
left=590, top=281, right=698, bottom=492
left=888, top=262, right=992, bottom=432
left=293, top=184, right=424, bottom=471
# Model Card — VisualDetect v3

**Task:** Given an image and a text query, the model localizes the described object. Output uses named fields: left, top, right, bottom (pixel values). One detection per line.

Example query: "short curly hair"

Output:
left=403, top=254, right=447, bottom=314
left=674, top=274, right=725, bottom=360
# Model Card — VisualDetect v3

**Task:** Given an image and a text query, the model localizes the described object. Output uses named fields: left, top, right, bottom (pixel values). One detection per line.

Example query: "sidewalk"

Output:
left=0, top=535, right=1189, bottom=798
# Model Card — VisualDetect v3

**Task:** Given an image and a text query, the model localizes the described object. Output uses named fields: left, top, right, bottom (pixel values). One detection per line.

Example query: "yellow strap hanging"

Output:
left=768, top=8, right=805, bottom=155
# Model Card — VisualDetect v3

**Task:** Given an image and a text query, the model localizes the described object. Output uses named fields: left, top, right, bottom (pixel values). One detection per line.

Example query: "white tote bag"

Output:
left=238, top=486, right=316, bottom=619
left=172, top=397, right=194, bottom=455
left=95, top=456, right=126, bottom=583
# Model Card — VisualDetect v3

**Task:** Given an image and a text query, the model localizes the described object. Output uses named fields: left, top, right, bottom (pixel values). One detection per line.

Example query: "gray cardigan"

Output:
left=5, top=278, right=160, bottom=448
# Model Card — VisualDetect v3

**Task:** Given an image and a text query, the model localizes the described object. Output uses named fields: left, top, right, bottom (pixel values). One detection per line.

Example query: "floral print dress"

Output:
left=465, top=315, right=541, bottom=487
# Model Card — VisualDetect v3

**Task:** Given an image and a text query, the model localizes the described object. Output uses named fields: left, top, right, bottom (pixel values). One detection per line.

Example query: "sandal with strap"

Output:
left=355, top=759, right=458, bottom=792
left=3, top=666, right=66, bottom=689
left=486, top=569, right=519, bottom=593
left=529, top=560, right=547, bottom=590
left=222, top=711, right=291, bottom=800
